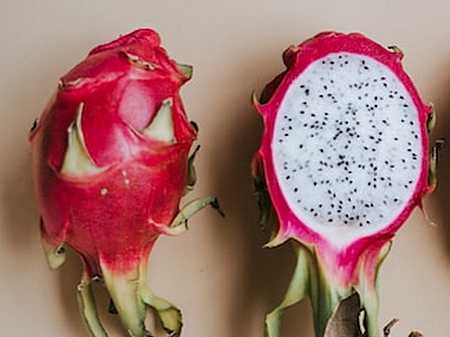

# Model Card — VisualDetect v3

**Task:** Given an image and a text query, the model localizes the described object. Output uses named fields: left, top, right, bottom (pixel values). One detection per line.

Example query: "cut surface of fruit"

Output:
left=272, top=52, right=424, bottom=247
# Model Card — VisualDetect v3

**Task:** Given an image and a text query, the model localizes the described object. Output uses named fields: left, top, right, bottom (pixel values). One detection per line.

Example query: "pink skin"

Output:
left=254, top=32, right=431, bottom=288
left=30, top=29, right=196, bottom=276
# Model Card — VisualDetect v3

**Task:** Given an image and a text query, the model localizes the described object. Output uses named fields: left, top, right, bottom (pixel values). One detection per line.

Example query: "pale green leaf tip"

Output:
left=139, top=285, right=183, bottom=335
left=41, top=240, right=66, bottom=270
left=161, top=196, right=224, bottom=236
left=177, top=63, right=193, bottom=80
left=264, top=231, right=288, bottom=248
left=426, top=104, right=436, bottom=134
left=61, top=103, right=104, bottom=177
left=186, top=145, right=200, bottom=192
left=143, top=98, right=175, bottom=143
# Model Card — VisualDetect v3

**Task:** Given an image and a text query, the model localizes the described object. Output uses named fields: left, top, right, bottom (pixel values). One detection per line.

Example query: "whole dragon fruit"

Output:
left=30, top=28, right=221, bottom=337
left=252, top=32, right=438, bottom=337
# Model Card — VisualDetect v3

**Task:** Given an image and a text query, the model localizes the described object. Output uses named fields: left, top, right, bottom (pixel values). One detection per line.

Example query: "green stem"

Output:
left=76, top=270, right=109, bottom=337
left=100, top=260, right=147, bottom=337
left=264, top=244, right=310, bottom=337
left=308, top=247, right=352, bottom=337
left=100, top=256, right=184, bottom=337
left=163, top=196, right=223, bottom=235
left=264, top=241, right=391, bottom=337
left=140, top=286, right=183, bottom=335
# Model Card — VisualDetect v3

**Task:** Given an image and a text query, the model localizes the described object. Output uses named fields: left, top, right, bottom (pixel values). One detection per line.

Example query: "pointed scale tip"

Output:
left=387, top=45, right=404, bottom=60
left=251, top=91, right=266, bottom=116
left=143, top=98, right=175, bottom=143
left=282, top=44, right=299, bottom=67
left=177, top=63, right=193, bottom=81
left=427, top=138, right=445, bottom=194
left=418, top=200, right=437, bottom=227
left=263, top=231, right=288, bottom=248
left=61, top=103, right=104, bottom=177
left=426, top=103, right=436, bottom=134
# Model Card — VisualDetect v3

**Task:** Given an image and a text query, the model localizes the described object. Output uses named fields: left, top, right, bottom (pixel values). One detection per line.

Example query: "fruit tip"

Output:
left=252, top=91, right=265, bottom=115
left=190, top=121, right=199, bottom=133
left=264, top=231, right=288, bottom=248
left=282, top=44, right=298, bottom=67
left=387, top=45, right=404, bottom=60
left=163, top=97, right=174, bottom=106
left=211, top=197, right=225, bottom=217
left=176, top=63, right=193, bottom=81
left=383, top=318, right=399, bottom=336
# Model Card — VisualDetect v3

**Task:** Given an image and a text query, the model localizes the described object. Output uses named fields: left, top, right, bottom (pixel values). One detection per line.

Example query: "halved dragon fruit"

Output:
left=252, top=32, right=437, bottom=337
left=30, top=29, right=221, bottom=337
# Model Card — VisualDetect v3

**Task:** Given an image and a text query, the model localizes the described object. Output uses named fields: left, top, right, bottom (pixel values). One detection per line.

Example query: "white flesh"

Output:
left=273, top=53, right=421, bottom=247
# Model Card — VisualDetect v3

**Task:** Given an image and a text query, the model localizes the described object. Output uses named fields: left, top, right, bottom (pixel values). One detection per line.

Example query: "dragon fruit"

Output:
left=30, top=28, right=222, bottom=337
left=252, top=32, right=438, bottom=337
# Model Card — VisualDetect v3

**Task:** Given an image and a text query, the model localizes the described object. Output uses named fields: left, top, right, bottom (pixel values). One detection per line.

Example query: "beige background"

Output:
left=1, top=0, right=449, bottom=337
